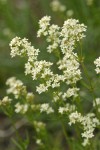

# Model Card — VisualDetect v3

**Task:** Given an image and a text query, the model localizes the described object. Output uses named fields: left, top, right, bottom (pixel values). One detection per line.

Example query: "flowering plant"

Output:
left=0, top=16, right=100, bottom=150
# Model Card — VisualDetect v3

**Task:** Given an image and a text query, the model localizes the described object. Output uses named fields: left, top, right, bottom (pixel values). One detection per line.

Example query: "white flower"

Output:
left=58, top=107, right=68, bottom=114
left=60, top=19, right=86, bottom=54
left=6, top=77, right=26, bottom=99
left=82, top=138, right=89, bottom=147
left=36, top=84, right=48, bottom=94
left=94, top=57, right=100, bottom=74
left=58, top=104, right=76, bottom=115
left=15, top=103, right=28, bottom=114
left=93, top=98, right=100, bottom=112
left=51, top=74, right=64, bottom=88
left=69, top=111, right=81, bottom=125
left=10, top=37, right=39, bottom=61
left=34, top=121, right=46, bottom=132
left=57, top=51, right=81, bottom=84
left=10, top=37, right=29, bottom=57
left=37, top=16, right=51, bottom=37
left=36, top=139, right=42, bottom=145
left=0, top=96, right=12, bottom=106
left=27, top=46, right=40, bottom=62
left=25, top=62, right=33, bottom=75
left=62, top=87, right=79, bottom=99
left=31, top=60, right=53, bottom=81
left=69, top=111, right=100, bottom=146
left=40, top=103, right=54, bottom=114
left=53, top=92, right=62, bottom=102
left=81, top=113, right=99, bottom=146
left=66, top=10, right=74, bottom=17
left=46, top=24, right=60, bottom=53
left=50, top=0, right=66, bottom=12
left=93, top=98, right=100, bottom=106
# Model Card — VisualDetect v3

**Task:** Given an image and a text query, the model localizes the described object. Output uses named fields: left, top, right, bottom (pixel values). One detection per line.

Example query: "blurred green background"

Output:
left=0, top=0, right=100, bottom=149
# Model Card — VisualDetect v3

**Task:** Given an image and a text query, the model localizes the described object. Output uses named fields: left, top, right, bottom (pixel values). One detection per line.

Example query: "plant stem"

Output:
left=61, top=122, right=71, bottom=150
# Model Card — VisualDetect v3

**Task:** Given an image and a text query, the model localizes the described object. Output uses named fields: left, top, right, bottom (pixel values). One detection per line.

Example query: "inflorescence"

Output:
left=0, top=16, right=99, bottom=147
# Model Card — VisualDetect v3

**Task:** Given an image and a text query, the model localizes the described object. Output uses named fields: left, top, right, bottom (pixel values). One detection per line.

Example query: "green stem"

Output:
left=61, top=122, right=71, bottom=150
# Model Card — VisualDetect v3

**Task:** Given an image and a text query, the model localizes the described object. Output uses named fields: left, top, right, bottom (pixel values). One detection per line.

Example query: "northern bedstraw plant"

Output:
left=0, top=16, right=100, bottom=150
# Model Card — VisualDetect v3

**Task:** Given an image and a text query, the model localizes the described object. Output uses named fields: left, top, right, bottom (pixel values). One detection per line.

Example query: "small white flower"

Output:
left=36, top=139, right=42, bottom=145
left=0, top=96, right=12, bottom=106
left=94, top=57, right=100, bottom=74
left=6, top=77, right=27, bottom=99
left=40, top=103, right=54, bottom=114
left=66, top=10, right=74, bottom=17
left=64, top=87, right=79, bottom=98
left=93, top=98, right=100, bottom=112
left=37, top=16, right=51, bottom=37
left=69, top=111, right=81, bottom=125
left=58, top=104, right=76, bottom=115
left=50, top=0, right=66, bottom=12
left=93, top=98, right=100, bottom=107
left=15, top=103, right=28, bottom=114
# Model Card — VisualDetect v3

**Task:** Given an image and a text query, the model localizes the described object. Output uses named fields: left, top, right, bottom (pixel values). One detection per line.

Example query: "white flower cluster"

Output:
left=10, top=37, right=28, bottom=57
left=10, top=36, right=61, bottom=94
left=0, top=96, right=12, bottom=106
left=53, top=87, right=79, bottom=102
left=69, top=111, right=81, bottom=125
left=15, top=103, right=28, bottom=114
left=9, top=17, right=87, bottom=94
left=81, top=113, right=99, bottom=146
left=69, top=111, right=100, bottom=146
left=5, top=77, right=35, bottom=114
left=37, top=16, right=51, bottom=37
left=34, top=121, right=46, bottom=146
left=37, top=17, right=86, bottom=96
left=40, top=103, right=54, bottom=114
left=62, top=87, right=79, bottom=100
left=36, top=74, right=64, bottom=94
left=94, top=56, right=100, bottom=74
left=52, top=91, right=62, bottom=102
left=10, top=36, right=39, bottom=62
left=2, top=16, right=100, bottom=148
left=34, top=121, right=46, bottom=132
left=60, top=19, right=87, bottom=54
left=58, top=104, right=76, bottom=115
left=93, top=98, right=100, bottom=113
left=25, top=60, right=53, bottom=80
left=37, top=16, right=86, bottom=86
left=50, top=0, right=66, bottom=12
left=25, top=61, right=64, bottom=94
left=38, top=17, right=86, bottom=54
left=57, top=52, right=81, bottom=84
left=46, top=24, right=60, bottom=53
left=6, top=77, right=27, bottom=99
left=37, top=17, right=60, bottom=53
